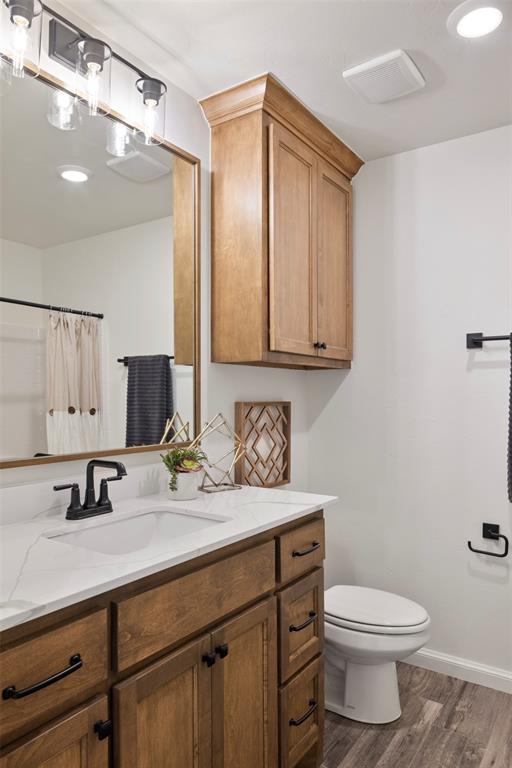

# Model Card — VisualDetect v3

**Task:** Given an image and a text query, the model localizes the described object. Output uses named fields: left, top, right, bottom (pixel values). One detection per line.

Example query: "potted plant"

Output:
left=161, top=446, right=208, bottom=500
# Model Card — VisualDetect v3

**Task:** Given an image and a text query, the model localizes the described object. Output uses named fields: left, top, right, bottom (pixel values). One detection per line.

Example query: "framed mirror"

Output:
left=0, top=70, right=200, bottom=469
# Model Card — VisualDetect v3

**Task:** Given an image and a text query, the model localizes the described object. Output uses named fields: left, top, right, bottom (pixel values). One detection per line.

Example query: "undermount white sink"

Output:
left=45, top=509, right=227, bottom=556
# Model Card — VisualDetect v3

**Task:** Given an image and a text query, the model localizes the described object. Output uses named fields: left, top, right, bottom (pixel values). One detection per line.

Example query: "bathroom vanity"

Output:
left=0, top=488, right=334, bottom=768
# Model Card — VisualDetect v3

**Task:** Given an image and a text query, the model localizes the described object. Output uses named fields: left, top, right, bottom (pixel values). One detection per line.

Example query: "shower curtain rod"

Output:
left=0, top=297, right=104, bottom=320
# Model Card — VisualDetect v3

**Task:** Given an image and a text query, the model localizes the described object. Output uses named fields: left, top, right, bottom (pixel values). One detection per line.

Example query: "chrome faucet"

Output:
left=54, top=459, right=127, bottom=520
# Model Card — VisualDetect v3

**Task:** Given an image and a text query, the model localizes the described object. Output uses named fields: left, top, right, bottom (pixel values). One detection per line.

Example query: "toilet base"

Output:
left=325, top=659, right=402, bottom=724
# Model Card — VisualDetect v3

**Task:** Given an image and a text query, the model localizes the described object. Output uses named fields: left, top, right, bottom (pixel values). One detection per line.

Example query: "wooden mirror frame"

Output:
left=0, top=68, right=201, bottom=470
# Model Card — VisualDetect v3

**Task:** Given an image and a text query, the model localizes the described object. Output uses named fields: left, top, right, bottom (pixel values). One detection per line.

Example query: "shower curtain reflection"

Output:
left=46, top=312, right=102, bottom=454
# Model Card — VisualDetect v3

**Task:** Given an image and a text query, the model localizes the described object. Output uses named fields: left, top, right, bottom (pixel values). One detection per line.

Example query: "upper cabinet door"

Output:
left=113, top=635, right=212, bottom=768
left=211, top=598, right=278, bottom=768
left=268, top=122, right=318, bottom=357
left=317, top=159, right=352, bottom=361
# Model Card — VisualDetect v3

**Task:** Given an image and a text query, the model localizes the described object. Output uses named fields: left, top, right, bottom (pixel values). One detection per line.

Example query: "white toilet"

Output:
left=324, top=585, right=430, bottom=724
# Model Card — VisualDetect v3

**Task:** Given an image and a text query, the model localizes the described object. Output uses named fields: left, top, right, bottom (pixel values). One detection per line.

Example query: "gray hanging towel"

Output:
left=125, top=355, right=173, bottom=447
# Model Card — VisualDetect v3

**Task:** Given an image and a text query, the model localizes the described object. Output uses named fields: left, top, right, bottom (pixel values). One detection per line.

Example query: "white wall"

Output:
left=308, top=126, right=512, bottom=682
left=0, top=240, right=47, bottom=458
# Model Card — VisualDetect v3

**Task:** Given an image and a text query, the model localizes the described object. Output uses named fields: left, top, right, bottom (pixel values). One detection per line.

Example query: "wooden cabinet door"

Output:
left=113, top=635, right=211, bottom=768
left=211, top=598, right=278, bottom=768
left=0, top=697, right=108, bottom=768
left=269, top=122, right=317, bottom=357
left=316, top=159, right=352, bottom=360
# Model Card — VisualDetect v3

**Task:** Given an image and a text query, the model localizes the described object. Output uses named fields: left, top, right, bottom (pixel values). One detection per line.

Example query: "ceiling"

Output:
left=58, top=0, right=512, bottom=161
left=0, top=76, right=174, bottom=248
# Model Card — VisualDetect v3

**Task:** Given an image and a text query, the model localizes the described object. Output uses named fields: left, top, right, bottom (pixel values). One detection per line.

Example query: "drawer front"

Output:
left=279, top=569, right=324, bottom=683
left=278, top=519, right=325, bottom=584
left=0, top=609, right=108, bottom=744
left=280, top=656, right=324, bottom=768
left=115, top=540, right=276, bottom=671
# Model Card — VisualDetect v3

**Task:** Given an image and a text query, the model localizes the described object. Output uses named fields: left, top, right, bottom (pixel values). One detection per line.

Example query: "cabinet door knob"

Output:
left=94, top=719, right=112, bottom=741
left=202, top=652, right=217, bottom=667
left=215, top=643, right=229, bottom=659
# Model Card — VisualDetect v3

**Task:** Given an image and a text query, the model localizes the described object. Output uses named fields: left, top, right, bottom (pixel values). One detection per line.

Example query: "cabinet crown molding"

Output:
left=199, top=72, right=364, bottom=180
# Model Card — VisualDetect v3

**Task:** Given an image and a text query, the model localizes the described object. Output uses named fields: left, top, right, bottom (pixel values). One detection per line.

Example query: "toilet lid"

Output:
left=325, top=586, right=429, bottom=633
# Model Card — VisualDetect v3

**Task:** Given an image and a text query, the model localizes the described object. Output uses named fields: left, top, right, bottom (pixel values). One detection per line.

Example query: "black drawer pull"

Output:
left=289, top=699, right=317, bottom=727
left=202, top=652, right=217, bottom=668
left=289, top=611, right=317, bottom=633
left=292, top=541, right=320, bottom=558
left=2, top=654, right=82, bottom=701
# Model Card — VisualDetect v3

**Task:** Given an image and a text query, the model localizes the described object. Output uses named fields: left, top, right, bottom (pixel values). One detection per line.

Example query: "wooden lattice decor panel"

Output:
left=235, top=401, right=291, bottom=487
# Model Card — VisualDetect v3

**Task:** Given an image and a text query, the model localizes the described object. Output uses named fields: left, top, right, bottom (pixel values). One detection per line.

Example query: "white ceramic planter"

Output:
left=167, top=471, right=201, bottom=501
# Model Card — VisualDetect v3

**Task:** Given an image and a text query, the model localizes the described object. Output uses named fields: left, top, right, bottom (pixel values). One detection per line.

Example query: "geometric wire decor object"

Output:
left=235, top=401, right=291, bottom=487
left=160, top=411, right=191, bottom=445
left=189, top=412, right=246, bottom=493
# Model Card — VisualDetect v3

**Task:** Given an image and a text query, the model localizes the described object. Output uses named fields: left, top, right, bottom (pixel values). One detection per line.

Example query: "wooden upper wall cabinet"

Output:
left=200, top=73, right=363, bottom=370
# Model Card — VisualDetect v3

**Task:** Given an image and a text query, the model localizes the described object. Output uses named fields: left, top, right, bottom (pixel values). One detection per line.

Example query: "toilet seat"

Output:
left=325, top=585, right=430, bottom=636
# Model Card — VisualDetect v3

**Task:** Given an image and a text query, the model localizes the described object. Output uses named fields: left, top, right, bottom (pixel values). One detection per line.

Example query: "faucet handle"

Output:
left=54, top=483, right=83, bottom=520
left=97, top=476, right=122, bottom=510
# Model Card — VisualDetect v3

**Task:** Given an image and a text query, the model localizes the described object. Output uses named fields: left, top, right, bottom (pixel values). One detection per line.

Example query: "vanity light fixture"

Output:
left=106, top=120, right=131, bottom=157
left=135, top=77, right=167, bottom=146
left=76, top=37, right=111, bottom=116
left=0, top=0, right=42, bottom=78
left=58, top=165, right=89, bottom=183
left=47, top=88, right=78, bottom=131
left=447, top=0, right=504, bottom=37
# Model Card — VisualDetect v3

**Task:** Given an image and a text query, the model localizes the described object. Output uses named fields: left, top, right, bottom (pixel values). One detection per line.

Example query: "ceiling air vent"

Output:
left=106, top=151, right=171, bottom=183
left=342, top=49, right=425, bottom=104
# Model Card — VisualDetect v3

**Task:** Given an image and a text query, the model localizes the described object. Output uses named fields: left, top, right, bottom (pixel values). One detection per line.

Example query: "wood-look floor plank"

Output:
left=440, top=681, right=512, bottom=748
left=322, top=663, right=512, bottom=768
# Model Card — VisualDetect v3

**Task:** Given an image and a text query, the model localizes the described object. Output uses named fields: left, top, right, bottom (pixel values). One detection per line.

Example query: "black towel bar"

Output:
left=117, top=356, right=174, bottom=366
left=466, top=332, right=511, bottom=349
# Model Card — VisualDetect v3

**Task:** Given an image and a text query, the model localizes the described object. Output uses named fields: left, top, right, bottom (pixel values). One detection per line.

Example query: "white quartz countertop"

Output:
left=0, top=486, right=336, bottom=632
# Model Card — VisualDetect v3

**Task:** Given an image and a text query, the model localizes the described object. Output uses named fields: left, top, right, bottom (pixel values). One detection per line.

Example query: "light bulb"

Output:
left=143, top=99, right=157, bottom=144
left=48, top=90, right=77, bottom=131
left=11, top=15, right=29, bottom=78
left=86, top=62, right=101, bottom=115
left=107, top=121, right=131, bottom=157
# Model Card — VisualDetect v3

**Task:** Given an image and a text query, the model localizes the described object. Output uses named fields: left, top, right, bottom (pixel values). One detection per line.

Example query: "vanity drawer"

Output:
left=280, top=656, right=324, bottom=768
left=115, top=539, right=276, bottom=671
left=278, top=519, right=325, bottom=584
left=0, top=608, right=108, bottom=744
left=279, top=569, right=324, bottom=683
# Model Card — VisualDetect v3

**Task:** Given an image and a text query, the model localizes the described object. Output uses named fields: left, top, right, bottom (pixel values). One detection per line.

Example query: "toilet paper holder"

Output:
left=467, top=523, right=509, bottom=559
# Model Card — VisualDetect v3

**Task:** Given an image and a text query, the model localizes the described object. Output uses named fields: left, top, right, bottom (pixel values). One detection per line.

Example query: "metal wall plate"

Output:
left=48, top=18, right=79, bottom=72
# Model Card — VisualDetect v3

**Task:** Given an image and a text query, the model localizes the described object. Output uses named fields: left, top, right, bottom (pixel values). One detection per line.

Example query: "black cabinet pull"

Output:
left=94, top=719, right=112, bottom=741
left=289, top=699, right=317, bottom=727
left=202, top=652, right=217, bottom=668
left=215, top=644, right=229, bottom=659
left=289, top=611, right=317, bottom=633
left=2, top=654, right=82, bottom=701
left=292, top=541, right=320, bottom=558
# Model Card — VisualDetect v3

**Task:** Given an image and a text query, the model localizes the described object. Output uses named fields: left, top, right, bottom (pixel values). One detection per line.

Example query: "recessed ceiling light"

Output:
left=447, top=1, right=504, bottom=38
left=58, top=165, right=90, bottom=183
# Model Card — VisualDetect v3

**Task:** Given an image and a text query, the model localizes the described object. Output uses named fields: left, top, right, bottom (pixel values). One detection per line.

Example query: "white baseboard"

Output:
left=406, top=648, right=512, bottom=695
